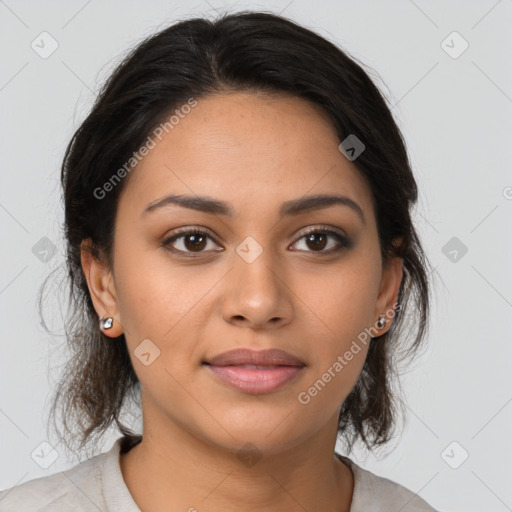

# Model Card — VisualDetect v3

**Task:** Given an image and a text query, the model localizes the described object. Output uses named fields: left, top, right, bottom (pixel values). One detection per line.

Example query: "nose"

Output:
left=221, top=245, right=294, bottom=330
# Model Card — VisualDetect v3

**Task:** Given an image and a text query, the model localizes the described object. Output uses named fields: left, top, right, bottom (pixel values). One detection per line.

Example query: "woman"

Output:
left=0, top=10, right=438, bottom=511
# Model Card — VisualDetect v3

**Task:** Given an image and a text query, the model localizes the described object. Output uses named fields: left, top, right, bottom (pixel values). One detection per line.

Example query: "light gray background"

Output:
left=1, top=1, right=511, bottom=511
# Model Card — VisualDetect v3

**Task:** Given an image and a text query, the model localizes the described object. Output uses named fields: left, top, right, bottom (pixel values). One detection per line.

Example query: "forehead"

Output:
left=118, top=91, right=375, bottom=223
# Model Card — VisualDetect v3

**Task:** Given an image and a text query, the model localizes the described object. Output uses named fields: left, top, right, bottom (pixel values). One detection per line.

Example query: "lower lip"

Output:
left=204, top=364, right=304, bottom=394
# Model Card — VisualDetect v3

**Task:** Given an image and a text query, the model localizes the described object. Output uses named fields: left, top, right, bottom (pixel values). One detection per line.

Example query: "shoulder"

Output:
left=336, top=454, right=440, bottom=512
left=0, top=438, right=126, bottom=512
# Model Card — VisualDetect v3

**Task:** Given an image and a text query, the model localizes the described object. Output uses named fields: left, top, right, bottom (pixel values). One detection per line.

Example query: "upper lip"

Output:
left=204, top=348, right=305, bottom=367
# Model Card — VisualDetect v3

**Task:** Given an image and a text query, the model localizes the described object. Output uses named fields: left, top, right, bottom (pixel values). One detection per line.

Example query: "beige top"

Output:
left=0, top=436, right=439, bottom=511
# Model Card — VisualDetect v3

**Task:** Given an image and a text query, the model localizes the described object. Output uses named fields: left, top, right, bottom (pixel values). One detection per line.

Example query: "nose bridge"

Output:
left=222, top=234, right=292, bottom=326
left=235, top=234, right=282, bottom=301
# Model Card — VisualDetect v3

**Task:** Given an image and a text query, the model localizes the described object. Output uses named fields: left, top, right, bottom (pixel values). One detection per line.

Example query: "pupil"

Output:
left=186, top=234, right=206, bottom=251
left=307, top=233, right=326, bottom=250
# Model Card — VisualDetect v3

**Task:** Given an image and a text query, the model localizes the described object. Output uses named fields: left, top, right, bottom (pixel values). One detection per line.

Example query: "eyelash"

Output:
left=161, top=225, right=351, bottom=258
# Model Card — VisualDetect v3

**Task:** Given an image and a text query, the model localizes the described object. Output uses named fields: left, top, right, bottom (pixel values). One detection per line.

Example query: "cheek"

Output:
left=298, top=260, right=381, bottom=344
left=112, top=249, right=203, bottom=396
left=294, top=257, right=380, bottom=399
left=111, top=240, right=186, bottom=347
left=112, top=240, right=221, bottom=365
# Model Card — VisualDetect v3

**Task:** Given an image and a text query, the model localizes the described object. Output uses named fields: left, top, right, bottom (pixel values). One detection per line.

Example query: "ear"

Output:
left=373, top=250, right=404, bottom=335
left=80, top=239, right=124, bottom=338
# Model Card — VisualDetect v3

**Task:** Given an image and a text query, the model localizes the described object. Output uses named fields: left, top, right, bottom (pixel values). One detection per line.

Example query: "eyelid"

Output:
left=293, top=224, right=347, bottom=240
left=166, top=225, right=219, bottom=242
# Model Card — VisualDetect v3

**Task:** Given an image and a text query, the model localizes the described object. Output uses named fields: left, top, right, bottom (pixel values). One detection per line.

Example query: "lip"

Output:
left=204, top=348, right=305, bottom=367
left=203, top=348, right=306, bottom=395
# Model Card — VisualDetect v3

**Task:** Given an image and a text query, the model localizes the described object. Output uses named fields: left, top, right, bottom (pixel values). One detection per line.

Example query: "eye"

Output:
left=162, top=228, right=221, bottom=257
left=290, top=226, right=351, bottom=255
left=162, top=225, right=352, bottom=258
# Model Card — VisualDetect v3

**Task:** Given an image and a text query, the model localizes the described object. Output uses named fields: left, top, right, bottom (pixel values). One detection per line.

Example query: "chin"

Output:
left=195, top=412, right=314, bottom=456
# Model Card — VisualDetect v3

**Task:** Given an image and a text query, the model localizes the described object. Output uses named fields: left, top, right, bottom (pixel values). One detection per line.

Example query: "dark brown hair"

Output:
left=41, top=10, right=433, bottom=458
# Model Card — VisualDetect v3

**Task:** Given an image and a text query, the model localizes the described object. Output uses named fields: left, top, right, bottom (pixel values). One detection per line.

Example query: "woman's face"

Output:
left=83, top=91, right=402, bottom=454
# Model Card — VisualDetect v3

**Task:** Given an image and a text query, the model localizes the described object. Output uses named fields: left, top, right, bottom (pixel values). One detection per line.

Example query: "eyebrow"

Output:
left=142, top=193, right=365, bottom=224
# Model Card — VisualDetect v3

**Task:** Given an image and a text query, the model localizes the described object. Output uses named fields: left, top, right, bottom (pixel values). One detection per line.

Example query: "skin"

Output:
left=81, top=91, right=403, bottom=512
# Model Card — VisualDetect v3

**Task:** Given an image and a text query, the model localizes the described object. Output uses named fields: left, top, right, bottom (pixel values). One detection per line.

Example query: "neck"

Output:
left=119, top=409, right=354, bottom=512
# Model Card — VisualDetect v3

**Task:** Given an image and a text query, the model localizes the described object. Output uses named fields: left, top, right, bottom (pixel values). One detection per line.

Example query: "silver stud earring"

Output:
left=99, top=316, right=114, bottom=330
left=376, top=315, right=386, bottom=329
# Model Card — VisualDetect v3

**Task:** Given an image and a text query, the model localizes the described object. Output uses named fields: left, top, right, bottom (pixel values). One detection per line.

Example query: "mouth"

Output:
left=202, top=348, right=306, bottom=394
